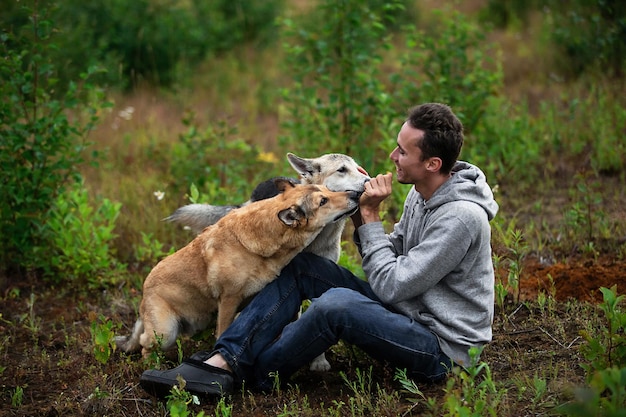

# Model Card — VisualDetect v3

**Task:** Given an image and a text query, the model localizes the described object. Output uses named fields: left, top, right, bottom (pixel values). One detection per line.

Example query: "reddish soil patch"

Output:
left=519, top=255, right=626, bottom=303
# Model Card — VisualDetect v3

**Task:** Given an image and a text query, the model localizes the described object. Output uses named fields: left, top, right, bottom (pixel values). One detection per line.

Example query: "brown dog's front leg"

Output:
left=215, top=296, right=241, bottom=337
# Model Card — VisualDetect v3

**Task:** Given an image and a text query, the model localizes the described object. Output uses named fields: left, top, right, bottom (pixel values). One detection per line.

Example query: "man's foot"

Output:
left=140, top=356, right=234, bottom=399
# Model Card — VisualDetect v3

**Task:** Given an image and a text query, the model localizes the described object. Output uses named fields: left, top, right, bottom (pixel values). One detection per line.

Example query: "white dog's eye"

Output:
left=337, top=166, right=347, bottom=173
left=319, top=197, right=328, bottom=206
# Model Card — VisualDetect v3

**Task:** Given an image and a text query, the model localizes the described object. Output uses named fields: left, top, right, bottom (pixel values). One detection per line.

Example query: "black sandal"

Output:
left=140, top=357, right=234, bottom=399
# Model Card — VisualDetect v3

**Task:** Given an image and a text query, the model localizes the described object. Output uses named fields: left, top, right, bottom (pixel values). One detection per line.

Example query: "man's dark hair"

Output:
left=406, top=103, right=464, bottom=175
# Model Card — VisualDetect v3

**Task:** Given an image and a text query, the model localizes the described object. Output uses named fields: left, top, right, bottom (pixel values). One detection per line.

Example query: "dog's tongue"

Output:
left=357, top=166, right=369, bottom=176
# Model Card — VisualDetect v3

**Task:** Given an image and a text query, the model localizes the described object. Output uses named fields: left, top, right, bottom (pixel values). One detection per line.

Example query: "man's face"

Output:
left=389, top=121, right=428, bottom=185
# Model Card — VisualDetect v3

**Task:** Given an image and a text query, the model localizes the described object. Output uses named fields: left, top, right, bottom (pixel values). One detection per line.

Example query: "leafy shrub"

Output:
left=559, top=286, right=626, bottom=415
left=91, top=315, right=118, bottom=364
left=169, top=116, right=280, bottom=206
left=580, top=286, right=626, bottom=372
left=397, top=9, right=503, bottom=136
left=466, top=97, right=543, bottom=187
left=279, top=0, right=403, bottom=169
left=441, top=347, right=505, bottom=416
left=571, top=88, right=626, bottom=175
left=543, top=0, right=626, bottom=78
left=1, top=0, right=284, bottom=90
left=478, top=0, right=539, bottom=28
left=0, top=4, right=106, bottom=276
left=41, top=181, right=125, bottom=289
left=133, top=232, right=173, bottom=275
left=479, top=0, right=625, bottom=79
left=13, top=0, right=284, bottom=90
left=279, top=1, right=501, bottom=212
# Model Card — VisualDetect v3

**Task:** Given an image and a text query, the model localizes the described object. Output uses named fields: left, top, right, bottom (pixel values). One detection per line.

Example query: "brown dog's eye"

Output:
left=319, top=197, right=328, bottom=206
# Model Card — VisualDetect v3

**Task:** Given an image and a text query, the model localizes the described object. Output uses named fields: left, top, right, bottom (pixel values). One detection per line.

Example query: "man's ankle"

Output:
left=205, top=353, right=232, bottom=373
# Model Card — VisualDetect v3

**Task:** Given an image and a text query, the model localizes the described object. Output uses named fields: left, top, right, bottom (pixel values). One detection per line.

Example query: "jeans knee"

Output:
left=288, top=252, right=331, bottom=274
left=310, top=288, right=363, bottom=315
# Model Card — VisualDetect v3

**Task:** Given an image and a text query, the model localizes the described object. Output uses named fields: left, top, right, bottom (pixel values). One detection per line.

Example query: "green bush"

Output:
left=478, top=0, right=539, bottom=29
left=279, top=0, right=402, bottom=165
left=397, top=9, right=503, bottom=136
left=544, top=0, right=626, bottom=78
left=479, top=0, right=626, bottom=79
left=169, top=116, right=280, bottom=205
left=41, top=181, right=125, bottom=289
left=0, top=5, right=107, bottom=276
left=580, top=286, right=626, bottom=372
left=559, top=286, right=626, bottom=416
left=1, top=0, right=285, bottom=90
left=279, top=1, right=501, bottom=213
left=465, top=97, right=542, bottom=186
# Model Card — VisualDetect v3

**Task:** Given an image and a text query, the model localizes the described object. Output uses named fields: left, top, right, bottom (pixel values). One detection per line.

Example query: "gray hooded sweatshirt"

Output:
left=356, top=161, right=499, bottom=367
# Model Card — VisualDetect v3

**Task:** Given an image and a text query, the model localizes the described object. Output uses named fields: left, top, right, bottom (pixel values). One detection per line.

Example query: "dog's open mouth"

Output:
left=331, top=190, right=361, bottom=222
left=333, top=205, right=359, bottom=222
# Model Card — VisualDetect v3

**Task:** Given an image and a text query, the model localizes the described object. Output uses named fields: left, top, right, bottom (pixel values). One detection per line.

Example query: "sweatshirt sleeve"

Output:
left=357, top=213, right=474, bottom=305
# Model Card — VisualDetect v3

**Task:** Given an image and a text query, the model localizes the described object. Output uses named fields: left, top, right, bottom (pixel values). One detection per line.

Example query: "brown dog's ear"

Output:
left=278, top=206, right=305, bottom=227
left=274, top=177, right=299, bottom=193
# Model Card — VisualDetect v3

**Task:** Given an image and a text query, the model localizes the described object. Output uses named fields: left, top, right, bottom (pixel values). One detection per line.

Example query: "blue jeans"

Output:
left=214, top=252, right=451, bottom=390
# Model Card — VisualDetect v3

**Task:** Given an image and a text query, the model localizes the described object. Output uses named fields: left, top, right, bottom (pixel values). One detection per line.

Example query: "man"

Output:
left=140, top=103, right=499, bottom=397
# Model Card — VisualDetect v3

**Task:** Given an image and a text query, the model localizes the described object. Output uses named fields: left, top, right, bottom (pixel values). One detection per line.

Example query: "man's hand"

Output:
left=352, top=172, right=393, bottom=227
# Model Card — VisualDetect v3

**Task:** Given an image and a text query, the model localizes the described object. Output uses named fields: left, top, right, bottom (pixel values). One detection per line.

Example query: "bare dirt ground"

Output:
left=1, top=248, right=624, bottom=416
left=1, top=173, right=625, bottom=416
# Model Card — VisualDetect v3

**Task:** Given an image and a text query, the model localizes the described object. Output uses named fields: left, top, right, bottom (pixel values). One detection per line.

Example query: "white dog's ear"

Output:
left=287, top=153, right=316, bottom=179
left=278, top=206, right=305, bottom=227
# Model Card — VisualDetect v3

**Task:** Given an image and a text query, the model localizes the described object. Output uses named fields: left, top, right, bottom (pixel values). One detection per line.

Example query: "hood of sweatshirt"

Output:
left=423, top=161, right=498, bottom=221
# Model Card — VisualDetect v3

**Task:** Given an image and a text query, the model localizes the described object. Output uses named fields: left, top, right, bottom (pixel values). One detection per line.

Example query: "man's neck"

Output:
left=415, top=173, right=451, bottom=201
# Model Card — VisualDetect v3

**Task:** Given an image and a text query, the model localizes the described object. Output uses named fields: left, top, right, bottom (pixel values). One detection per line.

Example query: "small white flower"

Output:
left=119, top=106, right=135, bottom=121
left=153, top=190, right=165, bottom=201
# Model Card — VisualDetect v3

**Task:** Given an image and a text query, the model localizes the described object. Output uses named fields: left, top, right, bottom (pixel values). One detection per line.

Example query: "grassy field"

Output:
left=1, top=0, right=625, bottom=416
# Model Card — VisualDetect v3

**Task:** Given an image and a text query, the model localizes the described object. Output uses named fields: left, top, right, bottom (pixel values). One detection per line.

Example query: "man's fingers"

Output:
left=365, top=173, right=392, bottom=191
left=363, top=173, right=393, bottom=201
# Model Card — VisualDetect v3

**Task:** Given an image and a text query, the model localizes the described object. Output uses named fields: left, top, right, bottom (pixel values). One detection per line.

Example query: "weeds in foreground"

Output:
left=441, top=348, right=504, bottom=417
left=3, top=282, right=624, bottom=416
left=340, top=366, right=395, bottom=416
left=11, top=386, right=24, bottom=408
left=580, top=285, right=626, bottom=372
left=493, top=217, right=529, bottom=306
left=536, top=274, right=558, bottom=316
left=394, top=348, right=503, bottom=416
left=166, top=377, right=206, bottom=417
left=559, top=285, right=626, bottom=415
left=564, top=171, right=609, bottom=255
left=91, top=315, right=118, bottom=364
left=21, top=293, right=41, bottom=338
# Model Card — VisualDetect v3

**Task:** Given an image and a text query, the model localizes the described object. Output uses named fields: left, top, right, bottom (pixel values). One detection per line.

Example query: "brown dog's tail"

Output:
left=114, top=318, right=144, bottom=353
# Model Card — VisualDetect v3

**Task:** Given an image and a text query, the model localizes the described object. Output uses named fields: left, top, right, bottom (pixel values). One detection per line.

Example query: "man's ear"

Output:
left=426, top=157, right=443, bottom=173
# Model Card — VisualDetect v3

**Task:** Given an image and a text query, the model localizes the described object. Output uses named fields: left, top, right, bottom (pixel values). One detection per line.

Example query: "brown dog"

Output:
left=116, top=179, right=360, bottom=356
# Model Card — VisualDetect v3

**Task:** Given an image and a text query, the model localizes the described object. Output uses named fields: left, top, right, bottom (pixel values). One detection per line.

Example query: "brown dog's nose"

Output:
left=348, top=190, right=361, bottom=201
